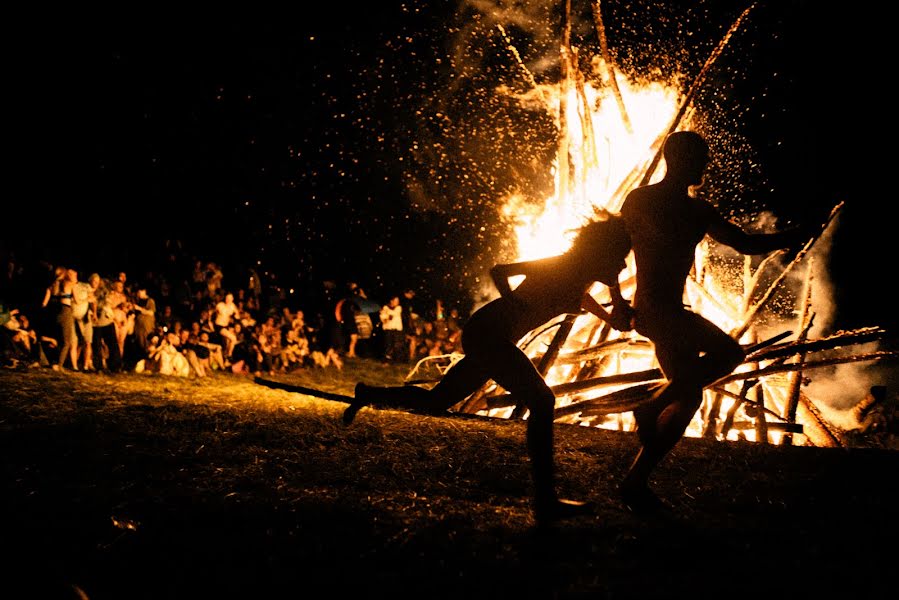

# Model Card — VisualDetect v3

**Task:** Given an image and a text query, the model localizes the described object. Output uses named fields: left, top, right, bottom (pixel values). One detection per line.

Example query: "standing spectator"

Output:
left=379, top=295, right=404, bottom=363
left=400, top=288, right=418, bottom=363
left=71, top=270, right=98, bottom=371
left=132, top=286, right=157, bottom=361
left=214, top=292, right=239, bottom=361
left=431, top=298, right=450, bottom=352
left=42, top=265, right=78, bottom=371
left=334, top=285, right=360, bottom=359
left=247, top=268, right=263, bottom=305
left=445, top=307, right=464, bottom=353
left=205, top=262, right=224, bottom=298
left=93, top=277, right=122, bottom=372
left=107, top=279, right=133, bottom=369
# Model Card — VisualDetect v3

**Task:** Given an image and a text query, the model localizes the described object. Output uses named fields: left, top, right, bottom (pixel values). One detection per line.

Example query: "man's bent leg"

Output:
left=343, top=356, right=488, bottom=424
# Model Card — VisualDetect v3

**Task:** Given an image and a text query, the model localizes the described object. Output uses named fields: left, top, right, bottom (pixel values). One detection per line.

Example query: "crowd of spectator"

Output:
left=0, top=247, right=467, bottom=379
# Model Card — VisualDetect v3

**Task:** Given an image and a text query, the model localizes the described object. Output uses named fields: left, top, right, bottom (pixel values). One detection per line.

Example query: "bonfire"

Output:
left=405, top=1, right=897, bottom=446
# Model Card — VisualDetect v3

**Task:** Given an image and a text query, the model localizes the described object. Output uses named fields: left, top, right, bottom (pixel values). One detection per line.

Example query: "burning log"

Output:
left=554, top=337, right=653, bottom=365
left=555, top=381, right=665, bottom=418
left=485, top=368, right=663, bottom=411
left=796, top=391, right=843, bottom=448
left=719, top=379, right=757, bottom=439
left=702, top=391, right=725, bottom=438
left=783, top=265, right=815, bottom=444
left=752, top=377, right=768, bottom=442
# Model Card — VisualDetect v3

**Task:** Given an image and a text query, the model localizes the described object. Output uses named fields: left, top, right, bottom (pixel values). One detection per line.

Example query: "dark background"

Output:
left=6, top=1, right=893, bottom=333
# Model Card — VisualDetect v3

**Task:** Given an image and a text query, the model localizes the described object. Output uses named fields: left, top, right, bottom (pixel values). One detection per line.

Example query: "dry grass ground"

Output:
left=2, top=362, right=897, bottom=599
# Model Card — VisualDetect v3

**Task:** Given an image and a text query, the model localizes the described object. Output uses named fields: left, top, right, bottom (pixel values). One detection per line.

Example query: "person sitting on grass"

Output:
left=344, top=211, right=635, bottom=525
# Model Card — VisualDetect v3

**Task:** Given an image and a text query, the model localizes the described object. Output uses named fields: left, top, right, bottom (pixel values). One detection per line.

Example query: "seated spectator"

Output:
left=281, top=327, right=310, bottom=371
left=143, top=332, right=191, bottom=377
left=178, top=329, right=209, bottom=377
left=198, top=331, right=226, bottom=371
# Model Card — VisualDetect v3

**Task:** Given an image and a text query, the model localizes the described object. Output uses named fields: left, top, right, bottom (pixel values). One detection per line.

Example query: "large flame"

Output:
left=506, top=77, right=680, bottom=260
left=489, top=65, right=799, bottom=444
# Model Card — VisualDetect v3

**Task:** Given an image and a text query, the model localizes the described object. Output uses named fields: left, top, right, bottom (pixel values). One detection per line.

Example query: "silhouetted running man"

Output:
left=619, top=130, right=810, bottom=513
left=344, top=214, right=635, bottom=525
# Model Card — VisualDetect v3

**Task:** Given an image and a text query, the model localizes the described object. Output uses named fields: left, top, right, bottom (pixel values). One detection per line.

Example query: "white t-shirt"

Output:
left=214, top=301, right=238, bottom=327
left=380, top=304, right=403, bottom=331
left=72, top=282, right=94, bottom=320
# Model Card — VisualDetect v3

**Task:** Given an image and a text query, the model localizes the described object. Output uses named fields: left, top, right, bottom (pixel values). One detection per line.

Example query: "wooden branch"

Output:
left=591, top=0, right=633, bottom=133
left=720, top=379, right=756, bottom=439
left=707, top=384, right=787, bottom=422
left=713, top=351, right=899, bottom=387
left=572, top=47, right=600, bottom=172
left=783, top=264, right=815, bottom=443
left=555, top=381, right=666, bottom=418
left=753, top=379, right=769, bottom=443
left=518, top=318, right=565, bottom=353
left=557, top=0, right=572, bottom=199
left=554, top=337, right=653, bottom=364
left=744, top=250, right=786, bottom=311
left=732, top=201, right=844, bottom=339
left=485, top=368, right=665, bottom=410
left=638, top=3, right=757, bottom=186
left=745, top=326, right=888, bottom=364
left=496, top=24, right=538, bottom=89
left=797, top=392, right=843, bottom=448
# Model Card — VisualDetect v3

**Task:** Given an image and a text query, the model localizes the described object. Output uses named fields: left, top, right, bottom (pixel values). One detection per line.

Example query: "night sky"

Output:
left=7, top=1, right=893, bottom=332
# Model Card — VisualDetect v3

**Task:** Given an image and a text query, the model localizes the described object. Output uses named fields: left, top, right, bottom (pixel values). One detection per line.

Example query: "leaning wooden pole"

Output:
left=782, top=262, right=814, bottom=444
left=557, top=0, right=573, bottom=200
left=573, top=47, right=600, bottom=174
left=732, top=201, right=843, bottom=339
left=639, top=3, right=757, bottom=186
left=496, top=24, right=538, bottom=90
left=591, top=0, right=633, bottom=134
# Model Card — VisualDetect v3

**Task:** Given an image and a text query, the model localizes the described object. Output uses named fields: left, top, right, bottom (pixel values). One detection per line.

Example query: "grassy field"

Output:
left=2, top=361, right=897, bottom=599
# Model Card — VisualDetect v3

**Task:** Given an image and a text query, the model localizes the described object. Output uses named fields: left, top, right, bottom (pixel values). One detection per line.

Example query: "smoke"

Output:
left=806, top=213, right=839, bottom=337
left=804, top=344, right=892, bottom=431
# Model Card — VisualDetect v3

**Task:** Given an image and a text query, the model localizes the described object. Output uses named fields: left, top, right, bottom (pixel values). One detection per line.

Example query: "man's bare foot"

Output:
left=619, top=485, right=670, bottom=515
left=535, top=498, right=594, bottom=525
left=342, top=383, right=370, bottom=425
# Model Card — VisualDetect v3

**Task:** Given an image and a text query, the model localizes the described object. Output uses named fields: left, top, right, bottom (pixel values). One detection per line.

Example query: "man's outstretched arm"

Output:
left=707, top=208, right=810, bottom=256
